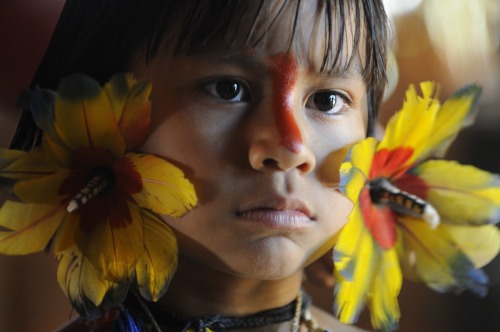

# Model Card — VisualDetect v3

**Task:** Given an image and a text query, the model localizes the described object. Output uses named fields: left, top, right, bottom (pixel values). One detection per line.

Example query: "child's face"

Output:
left=134, top=2, right=368, bottom=279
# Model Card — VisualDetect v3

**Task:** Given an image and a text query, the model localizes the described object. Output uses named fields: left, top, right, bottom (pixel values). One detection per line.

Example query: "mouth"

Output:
left=235, top=197, right=315, bottom=230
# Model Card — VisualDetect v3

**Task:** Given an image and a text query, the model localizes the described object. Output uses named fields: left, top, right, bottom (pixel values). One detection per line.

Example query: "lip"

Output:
left=236, top=197, right=315, bottom=230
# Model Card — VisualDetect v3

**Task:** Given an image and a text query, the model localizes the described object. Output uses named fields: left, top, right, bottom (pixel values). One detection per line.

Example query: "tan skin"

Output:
left=59, top=2, right=373, bottom=331
left=135, top=51, right=367, bottom=312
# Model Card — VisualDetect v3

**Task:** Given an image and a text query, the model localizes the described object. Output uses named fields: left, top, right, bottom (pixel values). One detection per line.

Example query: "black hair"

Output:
left=10, top=0, right=389, bottom=150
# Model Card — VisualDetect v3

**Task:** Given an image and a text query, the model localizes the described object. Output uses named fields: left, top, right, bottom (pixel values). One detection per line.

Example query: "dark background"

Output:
left=0, top=1, right=499, bottom=331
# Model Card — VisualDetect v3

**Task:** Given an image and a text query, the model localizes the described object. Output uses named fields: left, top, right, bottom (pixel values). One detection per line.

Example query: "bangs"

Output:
left=142, top=0, right=388, bottom=94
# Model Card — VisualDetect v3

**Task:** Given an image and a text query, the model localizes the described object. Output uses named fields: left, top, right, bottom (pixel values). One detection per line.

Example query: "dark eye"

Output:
left=305, top=90, right=348, bottom=115
left=202, top=79, right=250, bottom=102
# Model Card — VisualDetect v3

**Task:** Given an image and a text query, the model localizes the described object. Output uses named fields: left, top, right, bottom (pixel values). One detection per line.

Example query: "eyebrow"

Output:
left=192, top=51, right=262, bottom=68
left=313, top=51, right=365, bottom=78
left=191, top=50, right=365, bottom=81
left=317, top=66, right=364, bottom=81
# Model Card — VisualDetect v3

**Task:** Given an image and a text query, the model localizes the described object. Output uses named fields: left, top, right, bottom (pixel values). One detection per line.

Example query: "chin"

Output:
left=227, top=260, right=303, bottom=280
left=223, top=237, right=308, bottom=280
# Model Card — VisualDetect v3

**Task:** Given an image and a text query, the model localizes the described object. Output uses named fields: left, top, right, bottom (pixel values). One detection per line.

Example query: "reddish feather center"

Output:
left=58, top=147, right=143, bottom=233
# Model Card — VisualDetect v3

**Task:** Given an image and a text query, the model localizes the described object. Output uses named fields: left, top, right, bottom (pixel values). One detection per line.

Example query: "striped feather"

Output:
left=128, top=153, right=197, bottom=217
left=0, top=201, right=66, bottom=254
left=413, top=160, right=500, bottom=225
left=399, top=217, right=494, bottom=296
left=55, top=74, right=125, bottom=156
left=368, top=248, right=402, bottom=332
left=136, top=210, right=178, bottom=301
left=334, top=205, right=378, bottom=324
left=103, top=73, right=152, bottom=149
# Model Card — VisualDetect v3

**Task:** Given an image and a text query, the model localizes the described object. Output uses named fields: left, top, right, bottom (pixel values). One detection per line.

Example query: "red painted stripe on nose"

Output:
left=268, top=53, right=303, bottom=154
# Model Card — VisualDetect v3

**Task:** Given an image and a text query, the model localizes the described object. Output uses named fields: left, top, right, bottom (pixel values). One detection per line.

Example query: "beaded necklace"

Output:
left=111, top=290, right=330, bottom=332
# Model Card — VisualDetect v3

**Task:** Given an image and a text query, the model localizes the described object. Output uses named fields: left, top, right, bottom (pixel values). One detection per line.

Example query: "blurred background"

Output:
left=0, top=0, right=499, bottom=331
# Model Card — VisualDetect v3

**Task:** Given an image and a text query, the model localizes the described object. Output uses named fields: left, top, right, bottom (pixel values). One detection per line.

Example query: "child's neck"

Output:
left=158, top=253, right=303, bottom=317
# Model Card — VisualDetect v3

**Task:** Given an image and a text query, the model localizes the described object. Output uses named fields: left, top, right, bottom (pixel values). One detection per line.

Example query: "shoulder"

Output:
left=308, top=305, right=372, bottom=332
left=54, top=309, right=128, bottom=332
left=53, top=317, right=89, bottom=332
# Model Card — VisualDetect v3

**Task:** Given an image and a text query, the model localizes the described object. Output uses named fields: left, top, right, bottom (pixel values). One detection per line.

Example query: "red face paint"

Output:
left=268, top=53, right=303, bottom=154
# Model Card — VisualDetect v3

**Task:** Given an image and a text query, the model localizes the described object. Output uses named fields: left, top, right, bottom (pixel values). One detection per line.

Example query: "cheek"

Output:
left=305, top=191, right=353, bottom=265
left=140, top=91, right=212, bottom=161
left=140, top=118, right=183, bottom=160
left=137, top=80, right=185, bottom=155
left=324, top=192, right=353, bottom=231
left=313, top=114, right=367, bottom=179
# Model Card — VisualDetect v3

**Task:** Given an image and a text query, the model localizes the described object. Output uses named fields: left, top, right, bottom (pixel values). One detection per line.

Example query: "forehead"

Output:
left=157, top=0, right=366, bottom=74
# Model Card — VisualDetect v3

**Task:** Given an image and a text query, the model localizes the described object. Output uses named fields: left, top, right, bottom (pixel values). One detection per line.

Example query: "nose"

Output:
left=248, top=135, right=316, bottom=173
left=248, top=53, right=316, bottom=173
left=247, top=102, right=316, bottom=173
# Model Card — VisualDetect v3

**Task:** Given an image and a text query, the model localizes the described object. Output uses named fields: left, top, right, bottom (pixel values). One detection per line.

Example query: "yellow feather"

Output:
left=57, top=246, right=113, bottom=311
left=54, top=74, right=125, bottom=156
left=1, top=148, right=59, bottom=180
left=400, top=218, right=456, bottom=288
left=335, top=205, right=402, bottom=331
left=368, top=249, right=402, bottom=332
left=400, top=217, right=490, bottom=295
left=13, top=171, right=70, bottom=204
left=339, top=137, right=376, bottom=201
left=42, top=135, right=72, bottom=167
left=0, top=148, right=25, bottom=170
left=345, top=137, right=377, bottom=177
left=420, top=84, right=480, bottom=158
left=335, top=138, right=382, bottom=325
left=128, top=153, right=197, bottom=217
left=51, top=212, right=82, bottom=254
left=416, top=160, right=500, bottom=224
left=80, top=202, right=143, bottom=282
left=379, top=82, right=440, bottom=165
left=103, top=73, right=152, bottom=149
left=136, top=211, right=178, bottom=301
left=333, top=82, right=492, bottom=331
left=379, top=82, right=481, bottom=166
left=0, top=201, right=66, bottom=254
left=441, top=224, right=500, bottom=268
left=334, top=206, right=378, bottom=324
